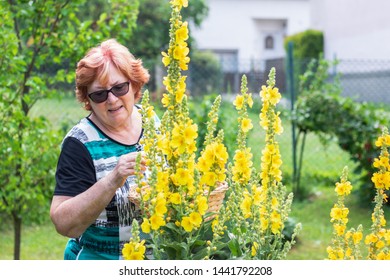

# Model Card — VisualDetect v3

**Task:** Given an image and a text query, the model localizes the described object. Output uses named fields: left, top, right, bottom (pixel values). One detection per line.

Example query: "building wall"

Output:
left=310, top=0, right=390, bottom=60
left=191, top=0, right=311, bottom=63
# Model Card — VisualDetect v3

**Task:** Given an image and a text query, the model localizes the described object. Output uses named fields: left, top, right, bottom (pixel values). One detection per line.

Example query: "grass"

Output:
left=0, top=216, right=69, bottom=260
left=1, top=95, right=388, bottom=260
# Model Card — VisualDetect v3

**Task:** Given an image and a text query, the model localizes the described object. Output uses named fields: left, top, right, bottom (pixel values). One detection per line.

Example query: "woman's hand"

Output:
left=109, top=152, right=146, bottom=189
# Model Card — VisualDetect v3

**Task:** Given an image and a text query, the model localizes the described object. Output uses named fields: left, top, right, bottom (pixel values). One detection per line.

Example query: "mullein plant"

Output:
left=327, top=128, right=390, bottom=260
left=123, top=0, right=229, bottom=260
left=327, top=166, right=364, bottom=260
left=365, top=128, right=390, bottom=259
left=208, top=69, right=301, bottom=260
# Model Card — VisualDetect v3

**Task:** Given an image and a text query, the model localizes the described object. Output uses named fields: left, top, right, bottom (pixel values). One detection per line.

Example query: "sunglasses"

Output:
left=88, top=81, right=130, bottom=103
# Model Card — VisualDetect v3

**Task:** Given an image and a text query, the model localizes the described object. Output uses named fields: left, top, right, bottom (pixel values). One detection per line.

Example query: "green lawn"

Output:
left=1, top=95, right=388, bottom=260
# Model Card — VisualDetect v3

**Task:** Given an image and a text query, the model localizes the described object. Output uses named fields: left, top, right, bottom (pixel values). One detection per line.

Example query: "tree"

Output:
left=128, top=0, right=208, bottom=91
left=0, top=0, right=139, bottom=260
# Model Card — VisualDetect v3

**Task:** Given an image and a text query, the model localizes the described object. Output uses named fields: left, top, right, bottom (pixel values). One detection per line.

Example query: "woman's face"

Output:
left=87, top=64, right=135, bottom=130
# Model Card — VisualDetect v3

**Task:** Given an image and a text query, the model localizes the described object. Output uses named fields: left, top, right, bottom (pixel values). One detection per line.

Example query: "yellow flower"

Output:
left=371, top=172, right=390, bottom=189
left=161, top=93, right=170, bottom=107
left=172, top=0, right=188, bottom=9
left=365, top=233, right=378, bottom=244
left=252, top=187, right=262, bottom=205
left=203, top=147, right=216, bottom=163
left=157, top=134, right=172, bottom=159
left=273, top=112, right=284, bottom=134
left=161, top=51, right=171, bottom=67
left=173, top=44, right=190, bottom=69
left=201, top=171, right=218, bottom=186
left=335, top=181, right=353, bottom=196
left=156, top=171, right=169, bottom=193
left=196, top=195, right=208, bottom=215
left=141, top=218, right=151, bottom=234
left=183, top=123, right=198, bottom=144
left=376, top=240, right=385, bottom=249
left=270, top=211, right=282, bottom=234
left=268, top=87, right=281, bottom=105
left=260, top=217, right=269, bottom=231
left=122, top=240, right=146, bottom=260
left=327, top=246, right=337, bottom=260
left=376, top=251, right=388, bottom=260
left=233, top=95, right=244, bottom=110
left=173, top=168, right=192, bottom=186
left=181, top=216, right=194, bottom=232
left=189, top=212, right=202, bottom=228
left=334, top=224, right=346, bottom=236
left=353, top=231, right=363, bottom=244
left=150, top=214, right=166, bottom=230
left=247, top=94, right=254, bottom=108
left=375, top=135, right=390, bottom=147
left=175, top=76, right=187, bottom=103
left=251, top=242, right=259, bottom=257
left=155, top=198, right=168, bottom=216
left=163, top=76, right=172, bottom=92
left=214, top=143, right=229, bottom=164
left=176, top=22, right=189, bottom=42
left=241, top=118, right=253, bottom=133
left=170, top=192, right=181, bottom=204
left=197, top=157, right=212, bottom=172
left=240, top=196, right=252, bottom=218
left=211, top=216, right=219, bottom=232
left=330, top=206, right=349, bottom=222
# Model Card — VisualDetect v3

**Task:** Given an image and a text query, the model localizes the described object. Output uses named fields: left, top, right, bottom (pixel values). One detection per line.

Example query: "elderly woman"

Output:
left=50, top=39, right=157, bottom=260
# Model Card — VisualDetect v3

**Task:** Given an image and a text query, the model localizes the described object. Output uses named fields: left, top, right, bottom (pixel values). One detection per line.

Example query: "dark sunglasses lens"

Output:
left=89, top=90, right=108, bottom=103
left=111, top=82, right=129, bottom=96
left=88, top=82, right=129, bottom=103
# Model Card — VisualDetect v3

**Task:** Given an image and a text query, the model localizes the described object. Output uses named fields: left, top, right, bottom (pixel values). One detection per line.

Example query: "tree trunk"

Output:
left=13, top=212, right=22, bottom=260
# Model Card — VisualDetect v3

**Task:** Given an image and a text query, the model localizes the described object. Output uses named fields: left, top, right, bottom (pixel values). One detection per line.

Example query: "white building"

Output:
left=191, top=0, right=311, bottom=71
left=191, top=0, right=390, bottom=62
left=188, top=0, right=390, bottom=98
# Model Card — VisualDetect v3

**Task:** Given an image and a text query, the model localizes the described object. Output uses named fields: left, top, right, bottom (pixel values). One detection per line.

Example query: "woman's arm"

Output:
left=50, top=137, right=144, bottom=238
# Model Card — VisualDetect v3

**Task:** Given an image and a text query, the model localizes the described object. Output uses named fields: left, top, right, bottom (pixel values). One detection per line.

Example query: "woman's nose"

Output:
left=106, top=91, right=119, bottom=103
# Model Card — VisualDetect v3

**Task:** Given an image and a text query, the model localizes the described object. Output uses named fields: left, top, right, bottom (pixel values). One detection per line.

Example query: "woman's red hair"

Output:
left=75, top=39, right=150, bottom=110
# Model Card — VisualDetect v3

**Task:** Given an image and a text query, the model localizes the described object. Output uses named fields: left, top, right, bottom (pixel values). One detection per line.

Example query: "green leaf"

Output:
left=227, top=235, right=242, bottom=257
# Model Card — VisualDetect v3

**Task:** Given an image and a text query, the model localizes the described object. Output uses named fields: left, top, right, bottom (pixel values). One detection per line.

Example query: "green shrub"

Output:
left=188, top=50, right=223, bottom=96
left=293, top=58, right=390, bottom=205
left=284, top=29, right=324, bottom=60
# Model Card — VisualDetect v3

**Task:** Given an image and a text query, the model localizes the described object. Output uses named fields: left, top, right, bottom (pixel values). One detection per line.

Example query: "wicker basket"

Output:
left=128, top=185, right=146, bottom=209
left=128, top=181, right=229, bottom=221
left=204, top=181, right=228, bottom=221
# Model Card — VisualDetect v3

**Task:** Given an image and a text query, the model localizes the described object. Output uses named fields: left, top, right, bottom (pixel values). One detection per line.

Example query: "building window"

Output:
left=265, top=35, right=274, bottom=49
